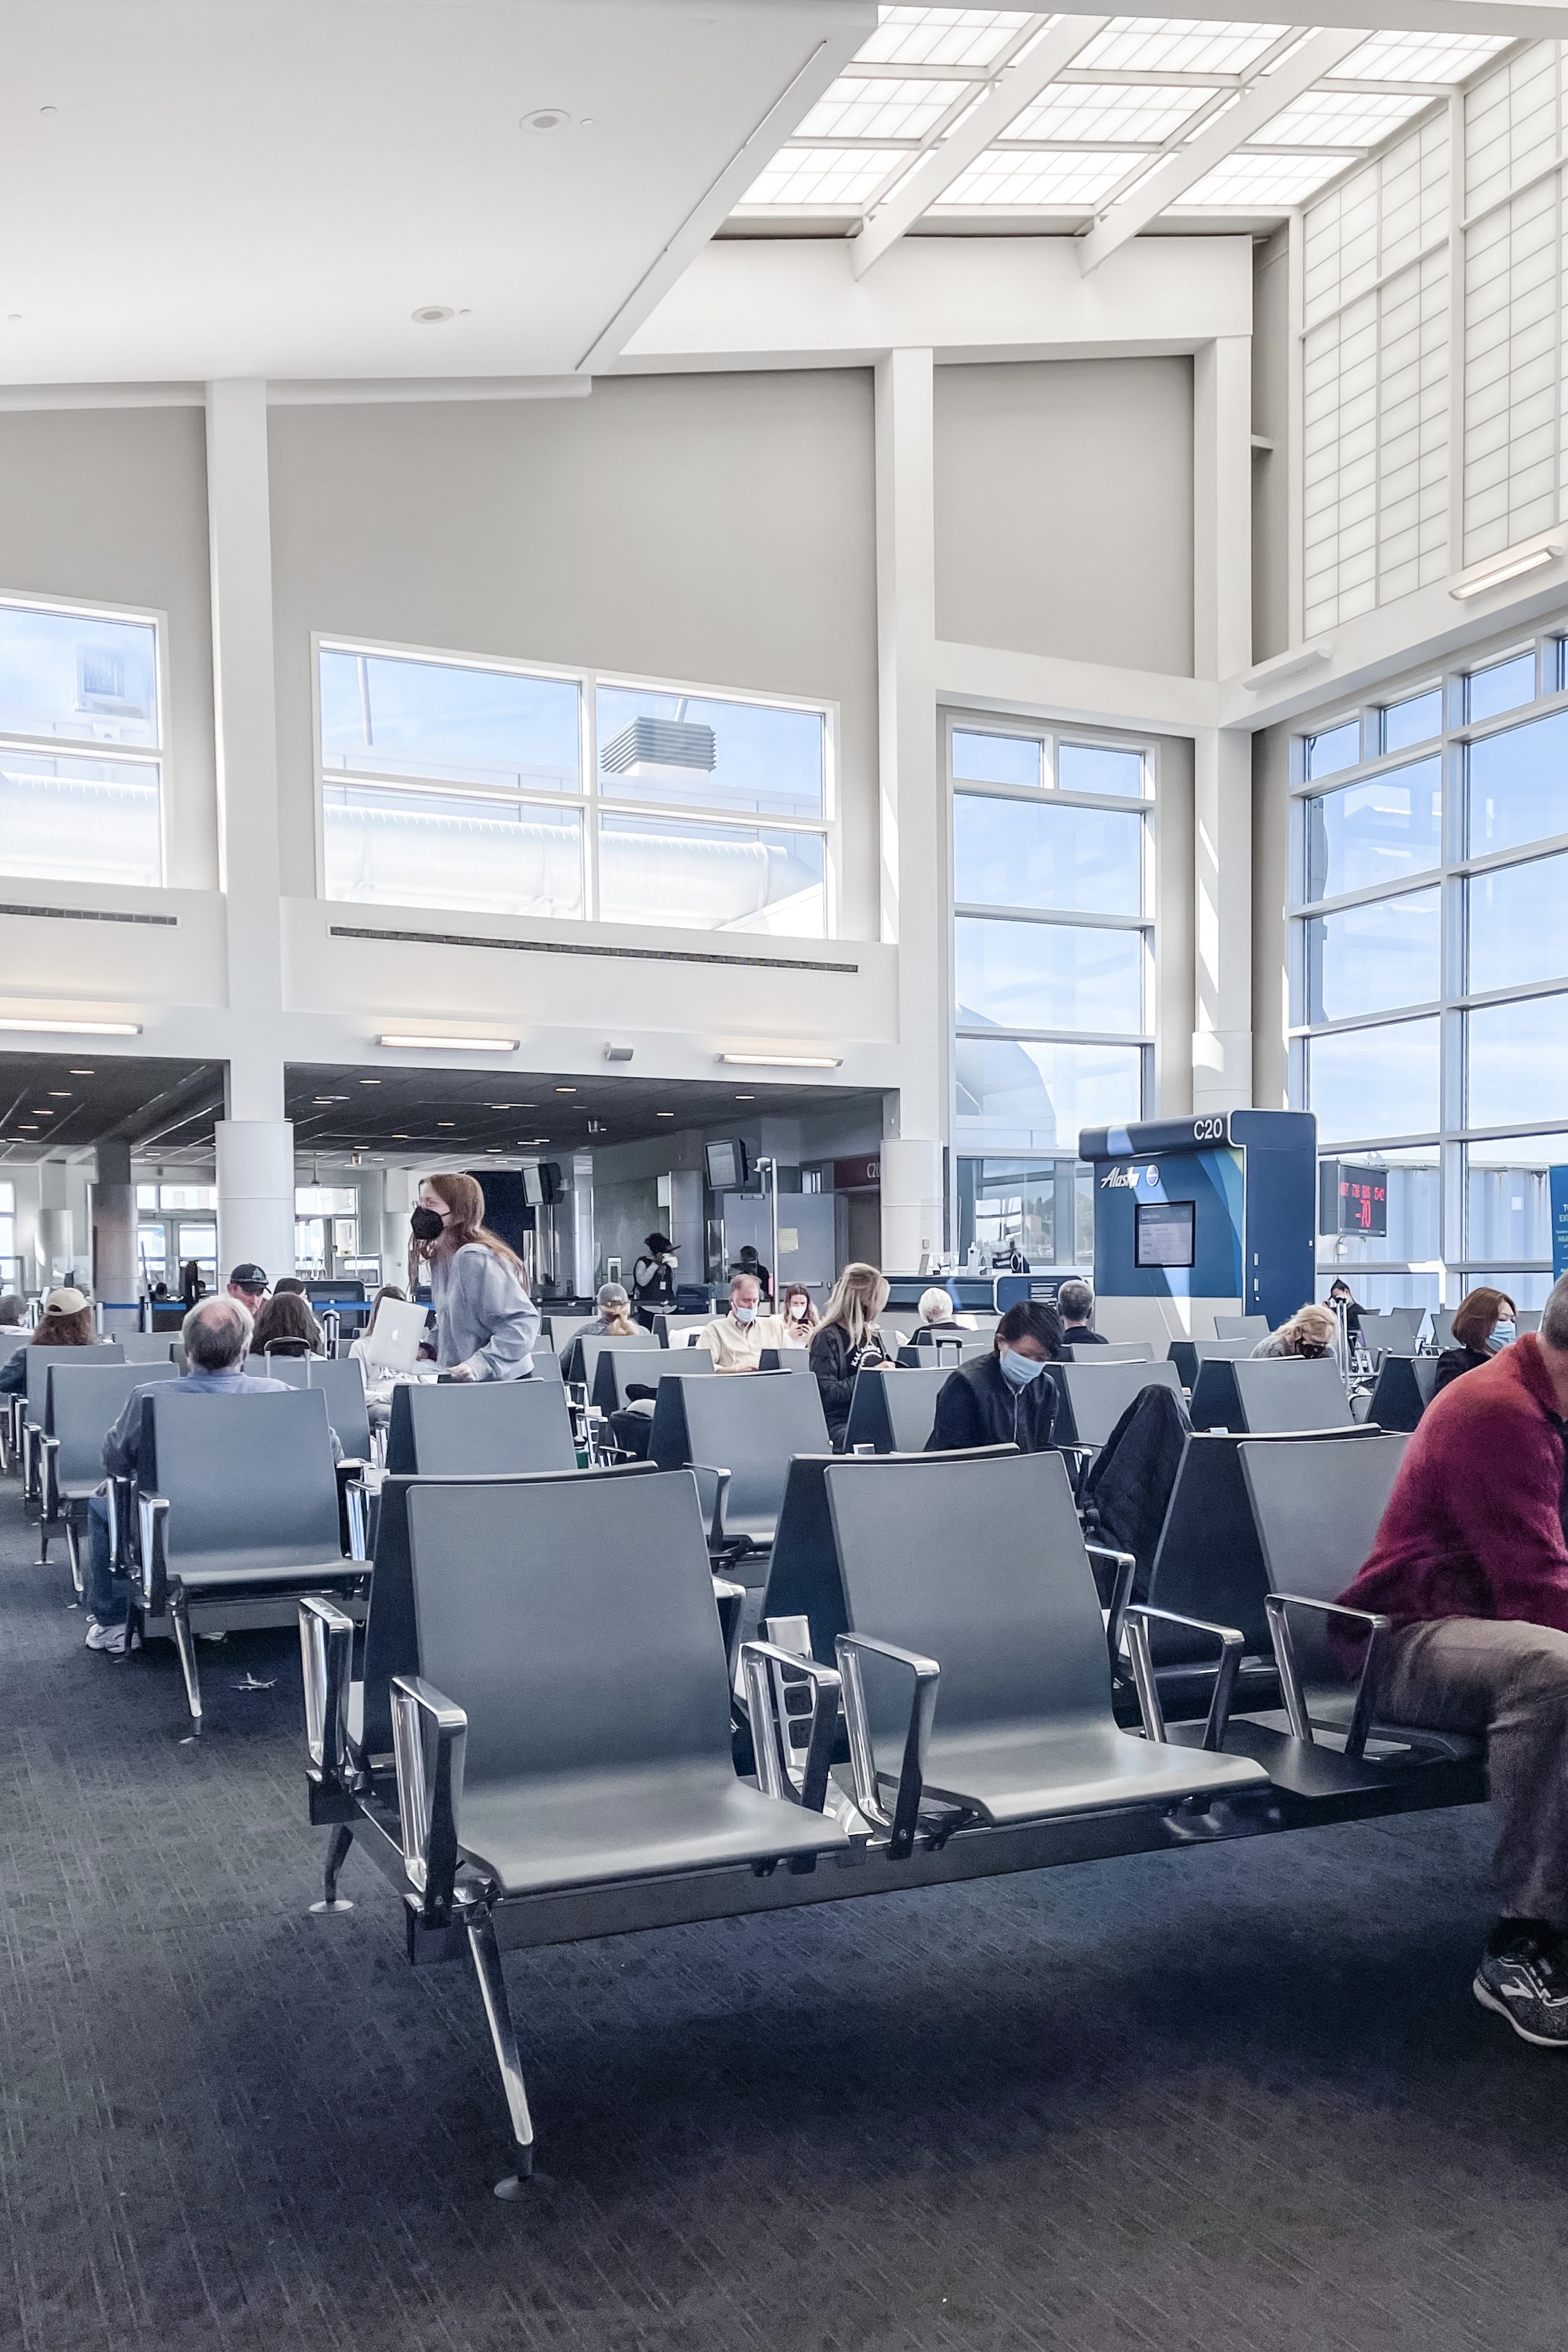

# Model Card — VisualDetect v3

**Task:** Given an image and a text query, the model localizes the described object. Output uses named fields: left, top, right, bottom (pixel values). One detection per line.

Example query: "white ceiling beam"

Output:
left=996, top=0, right=1562, bottom=30
left=851, top=16, right=1112, bottom=278
left=1078, top=28, right=1366, bottom=273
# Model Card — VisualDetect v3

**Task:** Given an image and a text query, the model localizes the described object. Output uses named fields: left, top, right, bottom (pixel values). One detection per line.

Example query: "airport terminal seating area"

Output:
left=5, top=1313, right=1568, bottom=2351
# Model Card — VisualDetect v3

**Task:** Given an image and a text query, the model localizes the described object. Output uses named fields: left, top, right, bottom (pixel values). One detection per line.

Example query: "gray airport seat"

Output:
left=567, top=1329, right=659, bottom=1398
left=650, top=1368, right=831, bottom=1572
left=1054, top=1359, right=1183, bottom=1451
left=1518, top=1309, right=1542, bottom=1334
left=14, top=1340, right=123, bottom=1502
left=1189, top=1355, right=1353, bottom=1433
left=132, top=1385, right=368, bottom=1724
left=385, top=1378, right=578, bottom=1476
left=1212, top=1315, right=1269, bottom=1340
left=1234, top=1434, right=1485, bottom=1802
left=600, top=1348, right=714, bottom=1414
left=541, top=1313, right=596, bottom=1354
left=1353, top=1312, right=1406, bottom=1365
left=841, top=1365, right=950, bottom=1454
left=822, top=1449, right=1268, bottom=1843
left=247, top=1352, right=310, bottom=1383
left=303, top=1356, right=371, bottom=1460
left=39, top=1358, right=179, bottom=1582
left=1166, top=1335, right=1255, bottom=1387
left=757, top=1346, right=814, bottom=1371
left=121, top=1331, right=178, bottom=1364
left=1065, top=1340, right=1154, bottom=1363
left=528, top=1346, right=562, bottom=1383
left=1428, top=1307, right=1456, bottom=1350
left=1365, top=1353, right=1440, bottom=1434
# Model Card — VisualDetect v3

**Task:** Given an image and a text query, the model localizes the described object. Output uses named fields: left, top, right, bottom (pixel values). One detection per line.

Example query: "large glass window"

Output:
left=0, top=596, right=163, bottom=887
left=0, top=1178, right=14, bottom=1291
left=317, top=641, right=834, bottom=939
left=950, top=716, right=1152, bottom=1265
left=1292, top=623, right=1568, bottom=1304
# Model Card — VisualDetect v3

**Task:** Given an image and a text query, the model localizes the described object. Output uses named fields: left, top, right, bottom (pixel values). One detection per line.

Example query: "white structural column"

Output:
left=206, top=377, right=294, bottom=1281
left=1192, top=335, right=1254, bottom=1112
left=875, top=348, right=947, bottom=1270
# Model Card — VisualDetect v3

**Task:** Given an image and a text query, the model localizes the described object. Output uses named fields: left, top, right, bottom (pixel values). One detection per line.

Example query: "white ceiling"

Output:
left=0, top=0, right=871, bottom=385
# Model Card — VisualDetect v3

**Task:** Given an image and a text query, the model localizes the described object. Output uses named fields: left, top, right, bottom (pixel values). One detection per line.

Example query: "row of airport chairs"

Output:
left=294, top=1429, right=1480, bottom=2187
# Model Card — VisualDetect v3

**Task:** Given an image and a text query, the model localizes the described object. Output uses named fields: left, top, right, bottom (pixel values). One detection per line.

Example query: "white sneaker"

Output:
left=84, top=1620, right=128, bottom=1654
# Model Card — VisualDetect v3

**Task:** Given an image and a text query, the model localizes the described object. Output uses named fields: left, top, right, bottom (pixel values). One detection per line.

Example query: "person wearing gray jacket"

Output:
left=409, top=1172, right=540, bottom=1381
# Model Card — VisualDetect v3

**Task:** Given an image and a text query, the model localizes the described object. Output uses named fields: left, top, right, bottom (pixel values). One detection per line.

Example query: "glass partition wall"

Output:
left=949, top=714, right=1153, bottom=1271
left=1291, top=628, right=1568, bottom=1308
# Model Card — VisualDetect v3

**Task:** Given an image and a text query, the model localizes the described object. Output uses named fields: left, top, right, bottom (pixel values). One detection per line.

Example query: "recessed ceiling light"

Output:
left=437, top=1121, right=454, bottom=1127
left=358, top=1078, right=381, bottom=1085
left=70, top=1068, right=94, bottom=1074
left=393, top=1132, right=411, bottom=1139
left=656, top=1111, right=674, bottom=1118
left=717, top=1052, right=843, bottom=1069
left=19, top=1124, right=37, bottom=1132
left=48, top=1091, right=70, bottom=1098
left=39, top=104, right=58, bottom=117
left=556, top=1085, right=576, bottom=1094
left=735, top=1094, right=755, bottom=1101
left=521, top=107, right=570, bottom=130
left=0, top=1018, right=140, bottom=1036
left=412, top=305, right=454, bottom=325
left=30, top=1109, right=52, bottom=1117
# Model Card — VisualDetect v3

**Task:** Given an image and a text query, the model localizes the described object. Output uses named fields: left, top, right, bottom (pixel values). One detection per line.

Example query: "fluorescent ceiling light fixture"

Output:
left=717, top=1052, right=843, bottom=1069
left=1450, top=543, right=1562, bottom=599
left=0, top=1017, right=141, bottom=1036
left=376, top=1033, right=518, bottom=1052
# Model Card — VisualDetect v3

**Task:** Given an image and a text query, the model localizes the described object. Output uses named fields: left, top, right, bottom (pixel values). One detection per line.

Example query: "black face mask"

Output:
left=410, top=1207, right=445, bottom=1243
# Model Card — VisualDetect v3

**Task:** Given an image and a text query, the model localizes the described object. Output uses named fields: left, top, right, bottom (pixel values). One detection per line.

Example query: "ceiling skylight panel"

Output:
left=1076, top=19, right=1288, bottom=77
left=736, top=147, right=911, bottom=206
left=1003, top=81, right=1210, bottom=144
left=1327, top=30, right=1511, bottom=83
left=1179, top=149, right=1350, bottom=205
left=938, top=145, right=1140, bottom=203
left=798, top=76, right=972, bottom=141
left=856, top=7, right=1034, bottom=69
left=1263, top=88, right=1431, bottom=148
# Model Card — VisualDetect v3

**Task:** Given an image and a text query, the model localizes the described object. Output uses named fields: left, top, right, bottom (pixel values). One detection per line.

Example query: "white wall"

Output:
left=0, top=405, right=219, bottom=892
left=932, top=359, right=1195, bottom=676
left=266, top=372, right=881, bottom=934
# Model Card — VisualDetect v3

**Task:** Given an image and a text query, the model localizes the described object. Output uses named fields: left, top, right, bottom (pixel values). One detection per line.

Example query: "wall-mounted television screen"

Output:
left=1134, top=1198, right=1196, bottom=1269
left=521, top=1163, right=563, bottom=1208
left=705, top=1138, right=752, bottom=1190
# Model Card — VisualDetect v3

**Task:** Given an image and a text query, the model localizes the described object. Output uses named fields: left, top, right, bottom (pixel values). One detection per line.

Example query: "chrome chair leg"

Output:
left=63, top=1516, right=82, bottom=1598
left=310, top=1823, right=356, bottom=1914
left=467, top=1911, right=536, bottom=2192
left=170, top=1594, right=203, bottom=1727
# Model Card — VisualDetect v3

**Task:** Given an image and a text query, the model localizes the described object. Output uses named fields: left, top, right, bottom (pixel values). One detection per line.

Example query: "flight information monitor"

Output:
left=1318, top=1160, right=1388, bottom=1238
left=1134, top=1198, right=1196, bottom=1268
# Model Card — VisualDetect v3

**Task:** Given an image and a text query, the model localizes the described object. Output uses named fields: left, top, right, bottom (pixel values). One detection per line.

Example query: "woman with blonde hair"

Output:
left=809, top=1262, right=892, bottom=1445
left=1251, top=1303, right=1338, bottom=1360
left=408, top=1172, right=540, bottom=1382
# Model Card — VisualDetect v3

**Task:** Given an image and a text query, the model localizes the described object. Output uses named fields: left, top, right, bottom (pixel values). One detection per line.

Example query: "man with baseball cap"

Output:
left=227, top=1263, right=268, bottom=1303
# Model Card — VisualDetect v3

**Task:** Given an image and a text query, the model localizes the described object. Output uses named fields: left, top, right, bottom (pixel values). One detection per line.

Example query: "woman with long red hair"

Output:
left=408, top=1172, right=540, bottom=1382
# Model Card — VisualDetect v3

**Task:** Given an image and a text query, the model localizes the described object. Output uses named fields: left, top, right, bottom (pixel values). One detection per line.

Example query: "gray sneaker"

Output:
left=83, top=1619, right=128, bottom=1655
left=1474, top=1934, right=1568, bottom=2047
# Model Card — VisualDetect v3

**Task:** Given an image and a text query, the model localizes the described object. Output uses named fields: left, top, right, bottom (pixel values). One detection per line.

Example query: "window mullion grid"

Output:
left=583, top=671, right=600, bottom=922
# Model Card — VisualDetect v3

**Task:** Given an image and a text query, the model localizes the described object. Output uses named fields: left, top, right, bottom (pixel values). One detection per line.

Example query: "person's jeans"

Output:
left=1376, top=1617, right=1568, bottom=1927
left=86, top=1489, right=128, bottom=1627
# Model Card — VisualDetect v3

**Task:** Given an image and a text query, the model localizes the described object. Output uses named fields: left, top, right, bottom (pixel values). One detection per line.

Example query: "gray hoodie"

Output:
left=429, top=1242, right=540, bottom=1380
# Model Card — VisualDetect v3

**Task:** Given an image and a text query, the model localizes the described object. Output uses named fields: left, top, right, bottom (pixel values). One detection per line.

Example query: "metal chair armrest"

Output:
left=299, top=1595, right=357, bottom=1790
left=712, top=1574, right=745, bottom=1675
left=39, top=1434, right=61, bottom=1525
left=1084, top=1542, right=1136, bottom=1674
left=740, top=1639, right=842, bottom=1813
left=109, top=1474, right=136, bottom=1568
left=834, top=1631, right=940, bottom=1860
left=137, top=1492, right=170, bottom=1614
left=1123, top=1603, right=1247, bottom=1750
left=390, top=1673, right=468, bottom=1924
left=689, top=1462, right=733, bottom=1555
left=334, top=1462, right=372, bottom=1560
left=1265, top=1591, right=1389, bottom=1760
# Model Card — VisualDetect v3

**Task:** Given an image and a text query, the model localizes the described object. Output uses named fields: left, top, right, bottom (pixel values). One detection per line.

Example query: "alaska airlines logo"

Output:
left=1100, top=1163, right=1163, bottom=1189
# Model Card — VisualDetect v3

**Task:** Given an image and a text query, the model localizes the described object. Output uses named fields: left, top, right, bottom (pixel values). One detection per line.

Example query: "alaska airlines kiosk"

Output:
left=1077, top=1110, right=1316, bottom=1338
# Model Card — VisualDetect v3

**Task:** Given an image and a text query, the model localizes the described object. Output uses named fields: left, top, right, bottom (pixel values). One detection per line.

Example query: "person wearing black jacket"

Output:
left=1056, top=1277, right=1107, bottom=1345
left=1434, top=1285, right=1516, bottom=1392
left=809, top=1261, right=892, bottom=1445
left=926, top=1300, right=1063, bottom=1453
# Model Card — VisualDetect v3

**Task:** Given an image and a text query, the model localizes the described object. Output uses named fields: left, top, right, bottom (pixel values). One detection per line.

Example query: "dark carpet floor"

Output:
left=2, top=1478, right=1566, bottom=2352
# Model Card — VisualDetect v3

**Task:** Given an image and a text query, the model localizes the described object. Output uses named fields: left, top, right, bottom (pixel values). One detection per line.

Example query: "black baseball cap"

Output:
left=228, top=1263, right=268, bottom=1291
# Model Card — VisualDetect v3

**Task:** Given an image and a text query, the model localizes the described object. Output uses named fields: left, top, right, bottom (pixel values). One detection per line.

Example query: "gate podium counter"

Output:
left=1077, top=1110, right=1316, bottom=1339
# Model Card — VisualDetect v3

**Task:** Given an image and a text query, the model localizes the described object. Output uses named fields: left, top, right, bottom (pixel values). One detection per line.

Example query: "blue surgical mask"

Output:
left=733, top=1303, right=757, bottom=1325
left=1490, top=1319, right=1516, bottom=1350
left=998, top=1346, right=1047, bottom=1391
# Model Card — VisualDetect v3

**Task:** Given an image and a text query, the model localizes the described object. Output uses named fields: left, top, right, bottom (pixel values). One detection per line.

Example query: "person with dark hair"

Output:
left=272, top=1278, right=308, bottom=1297
left=251, top=1289, right=325, bottom=1358
left=1325, top=1277, right=1364, bottom=1338
left=1336, top=1271, right=1568, bottom=2046
left=180, top=1258, right=205, bottom=1308
left=631, top=1234, right=679, bottom=1321
left=0, top=1292, right=26, bottom=1326
left=0, top=1287, right=97, bottom=1395
left=733, top=1243, right=773, bottom=1306
left=227, top=1262, right=268, bottom=1307
left=1434, top=1286, right=1516, bottom=1393
left=410, top=1172, right=539, bottom=1381
left=926, top=1300, right=1062, bottom=1454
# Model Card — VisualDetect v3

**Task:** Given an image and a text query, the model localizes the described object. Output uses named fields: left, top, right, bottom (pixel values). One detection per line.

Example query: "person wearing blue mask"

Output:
left=926, top=1300, right=1063, bottom=1453
left=698, top=1271, right=787, bottom=1373
left=1436, top=1287, right=1517, bottom=1393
